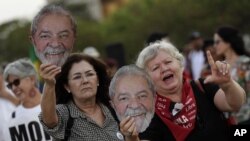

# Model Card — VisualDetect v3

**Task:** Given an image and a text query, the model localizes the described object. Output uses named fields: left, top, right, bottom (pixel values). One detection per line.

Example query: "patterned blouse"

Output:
left=39, top=101, right=124, bottom=141
left=231, top=55, right=250, bottom=123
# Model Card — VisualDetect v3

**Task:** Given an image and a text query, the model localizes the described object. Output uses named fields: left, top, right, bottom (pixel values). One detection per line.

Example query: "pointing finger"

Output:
left=206, top=50, right=216, bottom=70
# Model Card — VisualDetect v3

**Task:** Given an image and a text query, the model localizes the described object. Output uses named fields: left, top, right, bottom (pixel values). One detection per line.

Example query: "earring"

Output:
left=67, top=90, right=70, bottom=93
left=97, top=84, right=99, bottom=87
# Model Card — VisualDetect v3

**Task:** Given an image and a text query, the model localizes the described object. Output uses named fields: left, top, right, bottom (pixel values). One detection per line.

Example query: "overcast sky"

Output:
left=0, top=0, right=47, bottom=25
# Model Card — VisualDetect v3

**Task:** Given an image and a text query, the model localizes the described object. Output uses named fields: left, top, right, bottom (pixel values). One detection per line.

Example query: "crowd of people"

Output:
left=0, top=4, right=250, bottom=141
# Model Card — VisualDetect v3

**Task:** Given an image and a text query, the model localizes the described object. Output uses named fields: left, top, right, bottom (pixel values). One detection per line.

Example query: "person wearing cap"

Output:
left=2, top=58, right=52, bottom=141
left=30, top=4, right=76, bottom=67
left=184, top=31, right=205, bottom=80
left=83, top=46, right=100, bottom=58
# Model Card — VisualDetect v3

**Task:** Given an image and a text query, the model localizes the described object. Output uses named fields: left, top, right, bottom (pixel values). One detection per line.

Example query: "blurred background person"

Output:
left=214, top=25, right=250, bottom=124
left=105, top=58, right=119, bottom=78
left=82, top=46, right=120, bottom=78
left=105, top=42, right=126, bottom=68
left=184, top=31, right=205, bottom=80
left=3, top=58, right=51, bottom=141
left=145, top=32, right=170, bottom=45
left=39, top=53, right=122, bottom=141
left=82, top=46, right=101, bottom=59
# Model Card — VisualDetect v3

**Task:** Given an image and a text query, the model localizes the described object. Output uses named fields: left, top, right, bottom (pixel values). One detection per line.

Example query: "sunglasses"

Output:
left=7, top=79, right=21, bottom=89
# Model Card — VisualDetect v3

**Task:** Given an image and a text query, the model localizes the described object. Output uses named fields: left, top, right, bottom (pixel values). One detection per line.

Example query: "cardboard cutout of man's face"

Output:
left=31, top=14, right=75, bottom=66
left=112, top=75, right=155, bottom=133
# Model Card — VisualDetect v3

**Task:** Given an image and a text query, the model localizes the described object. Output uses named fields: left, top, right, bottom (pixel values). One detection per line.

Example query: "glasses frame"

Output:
left=214, top=40, right=222, bottom=45
left=7, top=79, right=21, bottom=89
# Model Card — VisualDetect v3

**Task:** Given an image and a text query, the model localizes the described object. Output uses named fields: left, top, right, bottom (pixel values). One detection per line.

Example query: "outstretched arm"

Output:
left=204, top=51, right=246, bottom=112
left=0, top=90, right=20, bottom=106
left=39, top=63, right=61, bottom=128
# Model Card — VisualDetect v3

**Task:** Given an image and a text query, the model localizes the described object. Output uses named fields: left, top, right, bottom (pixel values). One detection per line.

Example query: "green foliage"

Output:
left=74, top=20, right=104, bottom=53
left=0, top=20, right=31, bottom=62
left=1, top=0, right=250, bottom=64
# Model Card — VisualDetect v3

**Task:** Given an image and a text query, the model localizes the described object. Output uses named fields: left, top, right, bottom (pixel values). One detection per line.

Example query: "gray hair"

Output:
left=30, top=4, right=77, bottom=37
left=3, top=58, right=39, bottom=87
left=136, top=41, right=184, bottom=69
left=109, top=64, right=155, bottom=98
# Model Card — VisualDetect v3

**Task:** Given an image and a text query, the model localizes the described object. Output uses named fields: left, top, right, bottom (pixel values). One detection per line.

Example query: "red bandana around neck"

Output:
left=155, top=79, right=197, bottom=141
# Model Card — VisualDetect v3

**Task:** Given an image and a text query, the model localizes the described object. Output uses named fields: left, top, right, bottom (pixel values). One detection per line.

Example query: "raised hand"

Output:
left=204, top=51, right=232, bottom=85
left=39, top=63, right=61, bottom=86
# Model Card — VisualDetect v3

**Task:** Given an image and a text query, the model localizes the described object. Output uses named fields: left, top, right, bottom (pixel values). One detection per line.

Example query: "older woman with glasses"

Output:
left=3, top=58, right=52, bottom=141
left=39, top=53, right=124, bottom=141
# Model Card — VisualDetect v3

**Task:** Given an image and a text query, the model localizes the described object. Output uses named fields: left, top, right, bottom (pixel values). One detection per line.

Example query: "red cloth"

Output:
left=155, top=79, right=197, bottom=141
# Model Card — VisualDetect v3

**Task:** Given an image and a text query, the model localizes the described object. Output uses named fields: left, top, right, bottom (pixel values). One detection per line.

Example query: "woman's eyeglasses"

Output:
left=214, top=40, right=221, bottom=45
left=7, top=79, right=20, bottom=89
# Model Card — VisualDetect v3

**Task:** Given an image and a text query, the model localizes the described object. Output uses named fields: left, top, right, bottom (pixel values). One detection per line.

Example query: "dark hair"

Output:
left=146, top=32, right=168, bottom=45
left=216, top=25, right=248, bottom=56
left=202, top=39, right=214, bottom=52
left=55, top=53, right=110, bottom=106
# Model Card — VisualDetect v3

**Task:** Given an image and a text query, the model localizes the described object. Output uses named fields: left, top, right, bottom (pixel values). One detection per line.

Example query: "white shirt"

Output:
left=189, top=50, right=205, bottom=80
left=0, top=88, right=16, bottom=141
left=3, top=104, right=52, bottom=141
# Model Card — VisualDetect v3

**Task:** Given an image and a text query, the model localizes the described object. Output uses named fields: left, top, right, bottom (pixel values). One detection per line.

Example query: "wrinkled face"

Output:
left=112, top=75, right=154, bottom=133
left=214, top=33, right=230, bottom=56
left=6, top=75, right=34, bottom=102
left=66, top=60, right=99, bottom=103
left=31, top=14, right=75, bottom=66
left=146, top=50, right=183, bottom=95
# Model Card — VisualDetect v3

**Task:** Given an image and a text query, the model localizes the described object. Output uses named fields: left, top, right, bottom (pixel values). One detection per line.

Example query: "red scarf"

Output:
left=155, top=79, right=197, bottom=141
